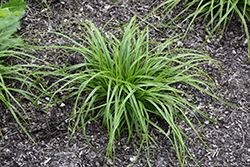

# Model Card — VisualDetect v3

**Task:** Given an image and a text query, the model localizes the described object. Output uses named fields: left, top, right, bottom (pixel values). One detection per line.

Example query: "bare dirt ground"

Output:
left=1, top=0, right=250, bottom=166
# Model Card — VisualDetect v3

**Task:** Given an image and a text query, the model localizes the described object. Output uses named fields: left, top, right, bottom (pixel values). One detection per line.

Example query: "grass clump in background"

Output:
left=0, top=50, right=51, bottom=143
left=156, top=0, right=250, bottom=59
left=0, top=0, right=31, bottom=140
left=185, top=0, right=250, bottom=55
left=43, top=16, right=238, bottom=166
left=0, top=0, right=53, bottom=144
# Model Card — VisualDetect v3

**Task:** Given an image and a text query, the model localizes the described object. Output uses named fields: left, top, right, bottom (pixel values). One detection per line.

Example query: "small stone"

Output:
left=218, top=117, right=224, bottom=121
left=60, top=103, right=66, bottom=107
left=107, top=158, right=113, bottom=165
left=104, top=5, right=110, bottom=10
left=177, top=41, right=183, bottom=46
left=4, top=135, right=8, bottom=140
left=130, top=156, right=136, bottom=162
left=205, top=35, right=211, bottom=43
left=204, top=120, right=209, bottom=125
left=232, top=50, right=236, bottom=54
left=58, top=40, right=64, bottom=45
left=95, top=161, right=100, bottom=167
left=45, top=97, right=50, bottom=101
left=243, top=38, right=248, bottom=46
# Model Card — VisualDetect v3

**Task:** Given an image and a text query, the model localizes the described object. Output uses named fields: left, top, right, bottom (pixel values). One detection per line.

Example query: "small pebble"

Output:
left=204, top=120, right=209, bottom=125
left=130, top=156, right=136, bottom=162
left=104, top=5, right=110, bottom=9
left=60, top=103, right=66, bottom=107
left=243, top=38, right=248, bottom=46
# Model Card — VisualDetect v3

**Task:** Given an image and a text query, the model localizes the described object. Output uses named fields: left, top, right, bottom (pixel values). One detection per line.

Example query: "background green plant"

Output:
left=0, top=50, right=52, bottom=142
left=0, top=0, right=54, bottom=144
left=0, top=0, right=27, bottom=51
left=184, top=0, right=250, bottom=57
left=40, top=16, right=239, bottom=166
left=154, top=0, right=250, bottom=60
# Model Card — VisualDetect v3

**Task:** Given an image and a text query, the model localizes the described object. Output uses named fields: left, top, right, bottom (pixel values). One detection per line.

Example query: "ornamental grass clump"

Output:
left=46, top=16, right=235, bottom=166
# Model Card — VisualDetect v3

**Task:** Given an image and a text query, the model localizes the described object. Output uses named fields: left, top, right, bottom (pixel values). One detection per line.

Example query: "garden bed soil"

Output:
left=1, top=0, right=250, bottom=166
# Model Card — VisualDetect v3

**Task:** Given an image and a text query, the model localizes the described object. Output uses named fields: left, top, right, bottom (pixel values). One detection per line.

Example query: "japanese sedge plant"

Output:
left=150, top=0, right=250, bottom=60
left=46, top=16, right=236, bottom=166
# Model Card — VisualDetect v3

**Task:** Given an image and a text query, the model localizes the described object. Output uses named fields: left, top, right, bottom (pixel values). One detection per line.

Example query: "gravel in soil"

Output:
left=1, top=0, right=250, bottom=166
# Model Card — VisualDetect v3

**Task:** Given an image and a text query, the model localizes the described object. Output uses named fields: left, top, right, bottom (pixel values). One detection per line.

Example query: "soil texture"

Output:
left=1, top=0, right=250, bottom=166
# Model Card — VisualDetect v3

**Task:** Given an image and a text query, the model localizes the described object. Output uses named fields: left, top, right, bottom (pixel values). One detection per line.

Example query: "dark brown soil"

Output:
left=1, top=0, right=250, bottom=166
